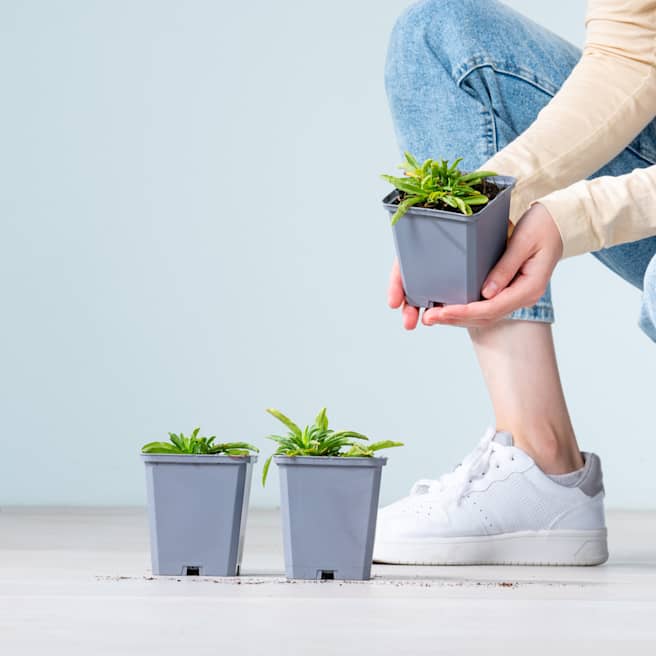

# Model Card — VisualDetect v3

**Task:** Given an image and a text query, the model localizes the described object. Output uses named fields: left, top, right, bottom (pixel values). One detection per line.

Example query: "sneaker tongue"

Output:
left=492, top=431, right=513, bottom=447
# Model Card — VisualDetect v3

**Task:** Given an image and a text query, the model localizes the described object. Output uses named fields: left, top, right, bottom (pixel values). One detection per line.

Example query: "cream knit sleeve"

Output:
left=483, top=0, right=656, bottom=258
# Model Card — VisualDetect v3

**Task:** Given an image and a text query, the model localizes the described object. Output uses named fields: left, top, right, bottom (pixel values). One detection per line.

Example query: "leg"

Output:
left=375, top=1, right=610, bottom=564
left=385, top=0, right=583, bottom=471
left=593, top=238, right=656, bottom=342
left=640, top=254, right=656, bottom=341
left=587, top=113, right=656, bottom=337
left=470, top=321, right=581, bottom=472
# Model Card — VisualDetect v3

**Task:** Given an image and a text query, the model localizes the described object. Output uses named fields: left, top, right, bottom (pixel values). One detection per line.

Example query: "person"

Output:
left=373, top=0, right=656, bottom=566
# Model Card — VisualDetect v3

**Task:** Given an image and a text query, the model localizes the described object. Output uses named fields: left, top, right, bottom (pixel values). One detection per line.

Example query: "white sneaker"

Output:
left=374, top=428, right=608, bottom=566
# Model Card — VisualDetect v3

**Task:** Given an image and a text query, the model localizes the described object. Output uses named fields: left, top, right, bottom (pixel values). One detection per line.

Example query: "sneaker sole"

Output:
left=373, top=528, right=608, bottom=566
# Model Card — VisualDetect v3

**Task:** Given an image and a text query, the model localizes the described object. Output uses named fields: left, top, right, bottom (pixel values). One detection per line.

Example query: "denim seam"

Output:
left=481, top=105, right=496, bottom=160
left=454, top=57, right=559, bottom=157
left=454, top=56, right=560, bottom=97
left=625, top=144, right=656, bottom=166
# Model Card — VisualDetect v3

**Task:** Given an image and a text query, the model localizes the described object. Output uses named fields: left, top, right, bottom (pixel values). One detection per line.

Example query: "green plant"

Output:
left=261, top=407, right=403, bottom=484
left=381, top=152, right=497, bottom=225
left=142, top=428, right=259, bottom=456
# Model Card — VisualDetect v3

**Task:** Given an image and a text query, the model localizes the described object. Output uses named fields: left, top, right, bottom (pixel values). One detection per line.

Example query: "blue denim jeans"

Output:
left=384, top=0, right=656, bottom=341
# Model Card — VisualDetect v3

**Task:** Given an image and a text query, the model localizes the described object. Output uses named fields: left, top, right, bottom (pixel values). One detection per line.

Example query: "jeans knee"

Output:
left=385, top=0, right=481, bottom=91
left=388, top=0, right=481, bottom=45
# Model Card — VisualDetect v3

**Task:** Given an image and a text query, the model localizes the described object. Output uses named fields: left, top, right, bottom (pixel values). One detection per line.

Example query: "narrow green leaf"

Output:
left=460, top=170, right=497, bottom=183
left=465, top=195, right=489, bottom=205
left=141, top=442, right=181, bottom=454
left=404, top=151, right=419, bottom=169
left=264, top=434, right=291, bottom=444
left=366, top=440, right=405, bottom=452
left=447, top=157, right=463, bottom=174
left=380, top=174, right=424, bottom=195
left=390, top=195, right=426, bottom=226
left=331, top=430, right=369, bottom=441
left=266, top=408, right=302, bottom=436
left=453, top=197, right=469, bottom=214
left=261, top=455, right=273, bottom=486
left=211, top=441, right=259, bottom=454
left=342, top=445, right=369, bottom=457
left=315, top=407, right=328, bottom=432
left=223, top=441, right=259, bottom=451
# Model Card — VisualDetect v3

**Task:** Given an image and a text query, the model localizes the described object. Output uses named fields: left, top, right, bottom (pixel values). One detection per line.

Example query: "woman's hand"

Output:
left=388, top=203, right=563, bottom=329
left=388, top=259, right=422, bottom=330
left=423, top=203, right=563, bottom=327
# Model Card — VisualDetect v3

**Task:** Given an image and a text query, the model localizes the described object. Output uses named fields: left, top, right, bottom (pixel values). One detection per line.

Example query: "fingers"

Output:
left=418, top=206, right=559, bottom=328
left=423, top=271, right=543, bottom=327
left=388, top=259, right=405, bottom=308
left=481, top=232, right=534, bottom=299
left=387, top=259, right=419, bottom=329
left=402, top=301, right=420, bottom=330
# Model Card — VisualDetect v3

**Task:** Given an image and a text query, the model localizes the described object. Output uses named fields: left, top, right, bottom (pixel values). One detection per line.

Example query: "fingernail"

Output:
left=482, top=281, right=498, bottom=298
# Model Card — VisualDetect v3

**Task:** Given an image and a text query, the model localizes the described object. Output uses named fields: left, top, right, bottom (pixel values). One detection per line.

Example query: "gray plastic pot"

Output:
left=142, top=454, right=256, bottom=576
left=274, top=455, right=387, bottom=580
left=382, top=175, right=516, bottom=306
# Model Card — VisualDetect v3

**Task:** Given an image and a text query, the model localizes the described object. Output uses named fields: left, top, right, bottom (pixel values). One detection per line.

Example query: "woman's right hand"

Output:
left=388, top=259, right=421, bottom=330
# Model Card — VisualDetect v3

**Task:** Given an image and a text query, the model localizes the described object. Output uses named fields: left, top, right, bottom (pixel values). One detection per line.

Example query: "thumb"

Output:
left=481, top=236, right=531, bottom=299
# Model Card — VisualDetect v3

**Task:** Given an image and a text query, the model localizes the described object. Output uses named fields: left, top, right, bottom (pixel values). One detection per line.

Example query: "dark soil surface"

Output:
left=394, top=179, right=502, bottom=214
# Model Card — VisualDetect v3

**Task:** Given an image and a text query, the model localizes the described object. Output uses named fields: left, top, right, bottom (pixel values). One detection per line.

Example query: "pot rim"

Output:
left=141, top=453, right=258, bottom=464
left=273, top=455, right=387, bottom=467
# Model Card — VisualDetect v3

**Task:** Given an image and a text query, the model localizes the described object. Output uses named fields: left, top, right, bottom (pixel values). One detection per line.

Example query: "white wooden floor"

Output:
left=2, top=507, right=656, bottom=654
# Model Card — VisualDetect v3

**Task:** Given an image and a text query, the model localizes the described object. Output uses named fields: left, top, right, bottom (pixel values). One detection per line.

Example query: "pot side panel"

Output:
left=145, top=461, right=250, bottom=576
left=473, top=191, right=511, bottom=301
left=392, top=215, right=469, bottom=306
left=278, top=463, right=383, bottom=580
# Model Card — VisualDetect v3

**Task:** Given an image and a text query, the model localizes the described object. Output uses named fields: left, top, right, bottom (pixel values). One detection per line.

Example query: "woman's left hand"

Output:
left=422, top=202, right=563, bottom=328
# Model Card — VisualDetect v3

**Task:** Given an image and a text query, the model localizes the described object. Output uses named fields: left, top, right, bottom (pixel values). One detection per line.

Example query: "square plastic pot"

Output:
left=142, top=454, right=256, bottom=576
left=274, top=455, right=387, bottom=580
left=382, top=175, right=516, bottom=306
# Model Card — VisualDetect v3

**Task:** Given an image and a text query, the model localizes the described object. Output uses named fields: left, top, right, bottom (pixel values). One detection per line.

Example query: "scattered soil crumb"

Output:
left=93, top=574, right=589, bottom=589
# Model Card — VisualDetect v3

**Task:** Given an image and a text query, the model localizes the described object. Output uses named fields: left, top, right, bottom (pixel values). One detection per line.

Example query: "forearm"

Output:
left=538, top=165, right=656, bottom=257
left=484, top=0, right=656, bottom=228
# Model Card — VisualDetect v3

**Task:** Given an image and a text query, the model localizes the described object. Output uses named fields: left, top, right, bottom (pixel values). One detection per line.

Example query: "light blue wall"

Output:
left=2, top=1, right=654, bottom=508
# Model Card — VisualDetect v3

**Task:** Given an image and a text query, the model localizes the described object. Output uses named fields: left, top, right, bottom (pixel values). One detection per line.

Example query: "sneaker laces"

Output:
left=409, top=427, right=502, bottom=506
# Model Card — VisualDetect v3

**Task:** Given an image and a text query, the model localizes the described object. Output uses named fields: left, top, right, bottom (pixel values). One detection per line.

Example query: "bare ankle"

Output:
left=500, top=423, right=584, bottom=474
